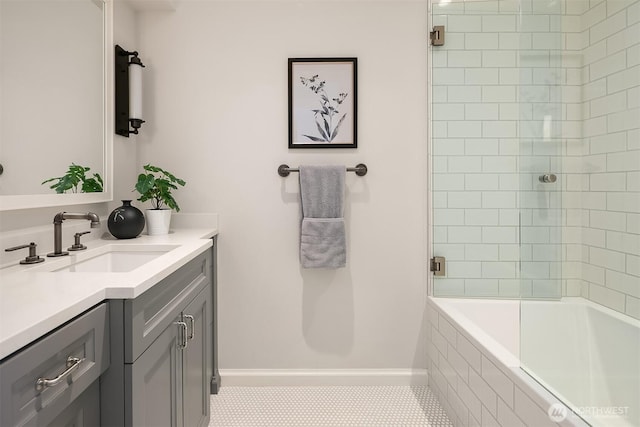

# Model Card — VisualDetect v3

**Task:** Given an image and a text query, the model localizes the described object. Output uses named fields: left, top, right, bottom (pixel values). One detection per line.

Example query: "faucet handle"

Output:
left=68, top=231, right=91, bottom=251
left=4, top=242, right=45, bottom=265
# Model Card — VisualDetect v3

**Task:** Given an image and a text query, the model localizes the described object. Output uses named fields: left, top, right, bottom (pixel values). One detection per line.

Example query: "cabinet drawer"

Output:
left=124, top=251, right=211, bottom=363
left=0, top=303, right=109, bottom=427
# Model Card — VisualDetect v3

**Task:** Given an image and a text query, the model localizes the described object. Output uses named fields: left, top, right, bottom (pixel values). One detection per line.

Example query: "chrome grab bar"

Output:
left=35, top=356, right=84, bottom=391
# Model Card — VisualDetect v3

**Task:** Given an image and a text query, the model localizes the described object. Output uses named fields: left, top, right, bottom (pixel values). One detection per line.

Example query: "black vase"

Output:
left=108, top=200, right=145, bottom=239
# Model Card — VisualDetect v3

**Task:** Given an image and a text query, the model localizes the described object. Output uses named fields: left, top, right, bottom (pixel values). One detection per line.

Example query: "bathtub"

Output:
left=427, top=296, right=640, bottom=427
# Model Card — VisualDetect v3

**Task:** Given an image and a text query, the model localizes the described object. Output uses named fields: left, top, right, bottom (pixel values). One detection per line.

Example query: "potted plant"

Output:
left=42, top=163, right=103, bottom=193
left=134, top=164, right=186, bottom=235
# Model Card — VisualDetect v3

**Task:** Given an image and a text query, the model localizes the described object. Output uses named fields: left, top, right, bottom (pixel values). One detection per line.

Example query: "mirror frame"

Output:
left=0, top=0, right=113, bottom=211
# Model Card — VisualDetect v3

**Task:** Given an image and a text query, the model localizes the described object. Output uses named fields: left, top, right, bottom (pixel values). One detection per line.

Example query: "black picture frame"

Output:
left=288, top=58, right=358, bottom=149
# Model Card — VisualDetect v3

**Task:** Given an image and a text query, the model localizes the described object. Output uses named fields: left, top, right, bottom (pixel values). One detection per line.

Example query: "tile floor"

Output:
left=209, top=385, right=453, bottom=426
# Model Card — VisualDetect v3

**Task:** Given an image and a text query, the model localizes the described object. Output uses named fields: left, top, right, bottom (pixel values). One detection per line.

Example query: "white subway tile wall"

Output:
left=579, top=0, right=640, bottom=318
left=432, top=0, right=569, bottom=298
left=431, top=0, right=639, bottom=313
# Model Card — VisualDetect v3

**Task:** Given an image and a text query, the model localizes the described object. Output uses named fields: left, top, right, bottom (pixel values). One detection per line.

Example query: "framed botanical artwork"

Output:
left=288, top=58, right=357, bottom=149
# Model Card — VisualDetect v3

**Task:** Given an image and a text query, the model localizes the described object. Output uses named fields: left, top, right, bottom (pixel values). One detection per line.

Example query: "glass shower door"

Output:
left=430, top=0, right=640, bottom=423
left=518, top=0, right=640, bottom=423
left=430, top=0, right=563, bottom=299
left=516, top=0, right=574, bottom=417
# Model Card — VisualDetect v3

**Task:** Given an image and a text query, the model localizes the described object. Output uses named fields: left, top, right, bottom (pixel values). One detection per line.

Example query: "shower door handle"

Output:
left=539, top=174, right=557, bottom=183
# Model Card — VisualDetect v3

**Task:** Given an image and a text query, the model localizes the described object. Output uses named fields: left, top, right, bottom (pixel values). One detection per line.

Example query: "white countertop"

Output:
left=0, top=227, right=217, bottom=360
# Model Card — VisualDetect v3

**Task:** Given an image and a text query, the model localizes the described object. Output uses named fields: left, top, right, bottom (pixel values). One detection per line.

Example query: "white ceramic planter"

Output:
left=145, top=209, right=172, bottom=235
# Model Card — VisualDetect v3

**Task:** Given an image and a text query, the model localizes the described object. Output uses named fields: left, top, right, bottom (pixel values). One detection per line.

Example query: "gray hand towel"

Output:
left=299, top=165, right=346, bottom=269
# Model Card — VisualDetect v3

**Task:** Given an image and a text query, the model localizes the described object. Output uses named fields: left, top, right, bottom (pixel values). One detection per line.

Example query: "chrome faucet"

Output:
left=47, top=212, right=100, bottom=257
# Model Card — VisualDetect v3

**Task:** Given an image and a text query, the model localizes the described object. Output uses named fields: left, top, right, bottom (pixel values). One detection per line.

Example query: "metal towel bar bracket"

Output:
left=278, top=164, right=368, bottom=177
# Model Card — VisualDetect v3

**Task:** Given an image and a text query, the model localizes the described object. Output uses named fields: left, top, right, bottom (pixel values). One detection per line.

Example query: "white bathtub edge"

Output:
left=427, top=296, right=602, bottom=427
left=428, top=297, right=520, bottom=369
left=427, top=297, right=538, bottom=426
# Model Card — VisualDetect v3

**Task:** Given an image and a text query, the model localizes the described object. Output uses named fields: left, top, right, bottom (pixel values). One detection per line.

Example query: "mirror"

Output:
left=0, top=0, right=112, bottom=210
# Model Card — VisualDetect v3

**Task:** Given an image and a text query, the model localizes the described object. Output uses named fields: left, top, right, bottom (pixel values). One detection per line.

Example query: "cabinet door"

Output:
left=182, top=287, right=211, bottom=427
left=46, top=381, right=100, bottom=427
left=127, top=316, right=182, bottom=427
left=124, top=251, right=211, bottom=363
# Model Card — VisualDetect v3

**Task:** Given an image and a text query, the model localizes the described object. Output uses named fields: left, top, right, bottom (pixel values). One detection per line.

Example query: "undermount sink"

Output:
left=54, top=245, right=180, bottom=273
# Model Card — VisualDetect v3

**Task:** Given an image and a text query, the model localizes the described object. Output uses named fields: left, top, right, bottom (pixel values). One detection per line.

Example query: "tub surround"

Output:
left=427, top=297, right=590, bottom=427
left=0, top=219, right=218, bottom=360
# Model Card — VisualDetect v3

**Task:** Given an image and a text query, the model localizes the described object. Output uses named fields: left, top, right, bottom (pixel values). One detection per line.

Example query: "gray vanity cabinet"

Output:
left=182, top=286, right=212, bottom=427
left=46, top=382, right=100, bottom=427
left=127, top=286, right=211, bottom=427
left=0, top=303, right=109, bottom=427
left=101, top=246, right=215, bottom=427
left=127, top=312, right=181, bottom=426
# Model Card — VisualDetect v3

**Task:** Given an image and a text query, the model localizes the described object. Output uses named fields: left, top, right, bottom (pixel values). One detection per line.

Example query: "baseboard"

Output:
left=218, top=369, right=429, bottom=387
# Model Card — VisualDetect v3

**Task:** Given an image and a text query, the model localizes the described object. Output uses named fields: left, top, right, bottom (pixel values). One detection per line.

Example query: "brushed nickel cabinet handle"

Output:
left=184, top=314, right=195, bottom=341
left=176, top=321, right=188, bottom=349
left=35, top=356, right=84, bottom=391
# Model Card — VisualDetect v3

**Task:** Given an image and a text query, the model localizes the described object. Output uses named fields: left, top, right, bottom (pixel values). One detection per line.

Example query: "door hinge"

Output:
left=430, top=26, right=445, bottom=46
left=430, top=256, right=445, bottom=276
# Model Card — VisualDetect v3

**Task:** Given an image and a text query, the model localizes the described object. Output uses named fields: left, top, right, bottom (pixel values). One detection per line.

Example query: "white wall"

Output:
left=137, top=1, right=429, bottom=370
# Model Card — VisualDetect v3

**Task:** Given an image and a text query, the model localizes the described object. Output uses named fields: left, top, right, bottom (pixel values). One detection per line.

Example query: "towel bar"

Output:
left=278, top=164, right=368, bottom=177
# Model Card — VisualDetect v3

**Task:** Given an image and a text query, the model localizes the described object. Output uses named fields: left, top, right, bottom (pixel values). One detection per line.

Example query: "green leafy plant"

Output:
left=134, top=164, right=186, bottom=211
left=42, top=163, right=103, bottom=193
